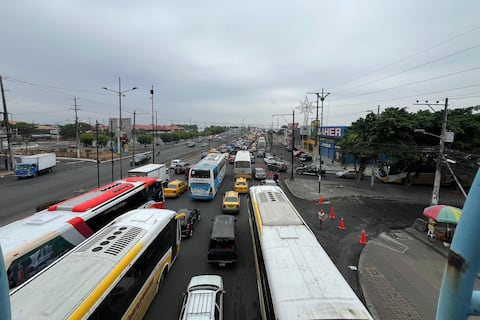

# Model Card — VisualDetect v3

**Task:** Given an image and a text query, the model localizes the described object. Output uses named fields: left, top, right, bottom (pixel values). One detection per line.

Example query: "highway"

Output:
left=0, top=134, right=428, bottom=319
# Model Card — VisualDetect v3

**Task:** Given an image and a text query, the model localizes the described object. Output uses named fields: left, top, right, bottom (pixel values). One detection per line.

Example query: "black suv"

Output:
left=208, top=215, right=237, bottom=266
left=178, top=208, right=201, bottom=237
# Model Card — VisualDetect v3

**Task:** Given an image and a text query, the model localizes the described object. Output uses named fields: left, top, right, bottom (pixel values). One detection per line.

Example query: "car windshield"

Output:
left=225, top=197, right=238, bottom=202
left=167, top=183, right=177, bottom=189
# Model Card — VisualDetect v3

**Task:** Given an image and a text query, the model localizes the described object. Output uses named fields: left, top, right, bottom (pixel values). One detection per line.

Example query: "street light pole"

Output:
left=103, top=78, right=137, bottom=179
left=414, top=98, right=449, bottom=205
left=151, top=86, right=155, bottom=164
left=291, top=109, right=295, bottom=180
left=432, top=98, right=449, bottom=205
left=307, top=89, right=329, bottom=194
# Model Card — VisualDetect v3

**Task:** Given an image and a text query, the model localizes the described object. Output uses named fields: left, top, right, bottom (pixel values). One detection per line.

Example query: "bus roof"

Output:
left=128, top=163, right=166, bottom=173
left=0, top=177, right=157, bottom=267
left=47, top=177, right=156, bottom=212
left=10, top=208, right=177, bottom=320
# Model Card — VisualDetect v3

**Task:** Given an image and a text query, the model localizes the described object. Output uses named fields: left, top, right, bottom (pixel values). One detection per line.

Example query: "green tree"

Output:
left=60, top=123, right=93, bottom=139
left=339, top=107, right=419, bottom=187
left=80, top=132, right=94, bottom=146
left=97, top=134, right=109, bottom=146
left=137, top=135, right=153, bottom=145
left=13, top=122, right=36, bottom=136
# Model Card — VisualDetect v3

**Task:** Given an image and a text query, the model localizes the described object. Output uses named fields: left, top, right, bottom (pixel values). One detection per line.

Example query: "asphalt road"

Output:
left=1, top=135, right=429, bottom=319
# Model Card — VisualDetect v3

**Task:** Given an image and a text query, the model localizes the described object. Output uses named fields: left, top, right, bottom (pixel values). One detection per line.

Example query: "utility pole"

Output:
left=370, top=105, right=380, bottom=190
left=132, top=110, right=136, bottom=168
left=290, top=109, right=295, bottom=180
left=150, top=86, right=155, bottom=163
left=0, top=76, right=13, bottom=171
left=71, top=98, right=81, bottom=159
left=95, top=120, right=100, bottom=187
left=110, top=119, right=114, bottom=182
left=307, top=89, right=330, bottom=194
left=414, top=99, right=449, bottom=205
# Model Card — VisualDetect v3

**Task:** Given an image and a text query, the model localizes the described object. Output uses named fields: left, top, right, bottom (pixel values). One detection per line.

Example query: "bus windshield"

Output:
left=191, top=169, right=211, bottom=179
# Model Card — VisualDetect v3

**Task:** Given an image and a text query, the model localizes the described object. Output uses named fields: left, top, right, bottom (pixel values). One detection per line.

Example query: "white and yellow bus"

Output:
left=1, top=177, right=164, bottom=290
left=10, top=208, right=184, bottom=320
left=233, top=150, right=252, bottom=179
left=248, top=185, right=373, bottom=320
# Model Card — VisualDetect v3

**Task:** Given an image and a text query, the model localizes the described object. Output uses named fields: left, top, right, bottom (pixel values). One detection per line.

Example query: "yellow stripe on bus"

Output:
left=68, top=242, right=144, bottom=320
left=252, top=199, right=263, bottom=236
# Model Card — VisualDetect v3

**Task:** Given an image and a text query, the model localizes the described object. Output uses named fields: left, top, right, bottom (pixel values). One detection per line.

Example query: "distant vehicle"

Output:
left=228, top=154, right=236, bottom=164
left=254, top=167, right=266, bottom=180
left=14, top=153, right=56, bottom=178
left=174, top=162, right=190, bottom=174
left=179, top=275, right=224, bottom=320
left=130, top=152, right=151, bottom=166
left=233, top=150, right=252, bottom=179
left=267, top=162, right=288, bottom=172
left=186, top=141, right=196, bottom=147
left=128, top=163, right=169, bottom=183
left=261, top=179, right=277, bottom=186
left=189, top=153, right=227, bottom=200
left=222, top=191, right=240, bottom=214
left=177, top=208, right=201, bottom=237
left=295, top=164, right=324, bottom=176
left=234, top=177, right=249, bottom=194
left=264, top=156, right=276, bottom=165
left=256, top=150, right=265, bottom=158
left=208, top=215, right=238, bottom=267
left=10, top=208, right=184, bottom=320
left=170, top=159, right=182, bottom=169
left=201, top=142, right=208, bottom=147
left=298, top=154, right=313, bottom=163
left=164, top=180, right=188, bottom=198
left=336, top=169, right=362, bottom=179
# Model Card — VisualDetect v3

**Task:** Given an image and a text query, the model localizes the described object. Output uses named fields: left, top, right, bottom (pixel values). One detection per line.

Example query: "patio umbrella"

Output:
left=423, top=205, right=462, bottom=224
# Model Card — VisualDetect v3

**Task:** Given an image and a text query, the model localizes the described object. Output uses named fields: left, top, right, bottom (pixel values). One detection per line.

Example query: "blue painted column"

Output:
left=0, top=245, right=11, bottom=320
left=437, top=168, right=480, bottom=319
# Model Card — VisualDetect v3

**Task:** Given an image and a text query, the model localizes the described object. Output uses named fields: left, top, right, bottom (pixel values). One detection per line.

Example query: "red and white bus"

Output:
left=0, top=177, right=165, bottom=289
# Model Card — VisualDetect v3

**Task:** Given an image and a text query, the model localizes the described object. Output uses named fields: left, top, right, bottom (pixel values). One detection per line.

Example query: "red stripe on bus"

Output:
left=67, top=217, right=94, bottom=238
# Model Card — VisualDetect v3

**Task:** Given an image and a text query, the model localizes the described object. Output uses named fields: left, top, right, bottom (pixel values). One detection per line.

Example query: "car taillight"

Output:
left=187, top=223, right=191, bottom=229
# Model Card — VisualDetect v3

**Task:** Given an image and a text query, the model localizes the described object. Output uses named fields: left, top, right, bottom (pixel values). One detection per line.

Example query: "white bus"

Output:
left=10, top=208, right=184, bottom=320
left=233, top=150, right=252, bottom=179
left=1, top=177, right=164, bottom=290
left=188, top=153, right=227, bottom=200
left=248, top=185, right=374, bottom=320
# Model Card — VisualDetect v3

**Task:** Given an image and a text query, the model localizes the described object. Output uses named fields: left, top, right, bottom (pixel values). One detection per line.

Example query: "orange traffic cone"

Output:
left=318, top=195, right=324, bottom=205
left=329, top=207, right=335, bottom=219
left=338, top=217, right=345, bottom=230
left=360, top=229, right=367, bottom=244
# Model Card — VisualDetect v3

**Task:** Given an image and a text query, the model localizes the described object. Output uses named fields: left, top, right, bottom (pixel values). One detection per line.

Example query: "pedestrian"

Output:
left=318, top=210, right=327, bottom=229
left=273, top=171, right=279, bottom=183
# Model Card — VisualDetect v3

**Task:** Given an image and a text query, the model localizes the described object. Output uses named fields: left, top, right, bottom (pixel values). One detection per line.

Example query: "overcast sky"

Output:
left=1, top=1, right=479, bottom=130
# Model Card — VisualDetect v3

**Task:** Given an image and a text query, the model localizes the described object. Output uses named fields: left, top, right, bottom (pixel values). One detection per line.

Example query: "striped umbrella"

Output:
left=423, top=205, right=462, bottom=224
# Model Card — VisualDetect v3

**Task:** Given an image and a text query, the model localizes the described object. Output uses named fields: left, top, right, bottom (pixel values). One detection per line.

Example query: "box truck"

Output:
left=128, top=163, right=169, bottom=183
left=14, top=153, right=56, bottom=178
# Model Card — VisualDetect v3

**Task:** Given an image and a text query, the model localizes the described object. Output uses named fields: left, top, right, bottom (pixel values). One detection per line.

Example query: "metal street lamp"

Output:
left=102, top=78, right=137, bottom=178
left=307, top=90, right=329, bottom=194
left=413, top=99, right=449, bottom=205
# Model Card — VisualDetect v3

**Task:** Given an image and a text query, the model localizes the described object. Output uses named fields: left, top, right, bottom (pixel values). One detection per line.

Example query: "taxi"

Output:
left=234, top=177, right=249, bottom=194
left=164, top=180, right=188, bottom=198
left=222, top=191, right=240, bottom=214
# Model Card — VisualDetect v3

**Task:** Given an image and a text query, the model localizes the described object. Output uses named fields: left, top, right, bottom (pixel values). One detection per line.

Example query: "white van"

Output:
left=179, top=275, right=224, bottom=320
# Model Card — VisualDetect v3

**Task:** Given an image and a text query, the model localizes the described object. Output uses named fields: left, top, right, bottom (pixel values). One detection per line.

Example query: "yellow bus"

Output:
left=10, top=208, right=184, bottom=320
